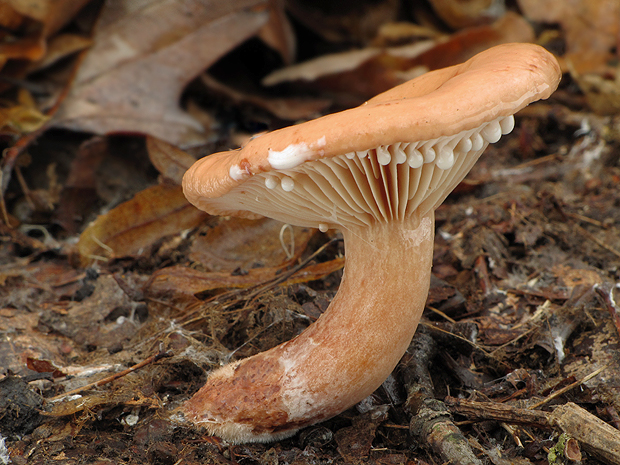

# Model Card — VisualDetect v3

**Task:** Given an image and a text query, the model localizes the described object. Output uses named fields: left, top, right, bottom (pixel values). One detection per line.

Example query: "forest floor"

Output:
left=1, top=1, right=620, bottom=464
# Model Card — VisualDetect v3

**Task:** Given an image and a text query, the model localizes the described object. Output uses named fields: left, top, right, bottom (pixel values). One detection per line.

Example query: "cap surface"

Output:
left=183, top=43, right=561, bottom=230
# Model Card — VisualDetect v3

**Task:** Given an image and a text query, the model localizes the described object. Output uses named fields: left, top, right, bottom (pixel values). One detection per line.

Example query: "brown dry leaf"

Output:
left=287, top=258, right=344, bottom=285
left=263, top=12, right=534, bottom=100
left=287, top=0, right=400, bottom=44
left=52, top=0, right=271, bottom=147
left=427, top=0, right=505, bottom=29
left=189, top=217, right=315, bottom=272
left=44, top=392, right=114, bottom=417
left=146, top=136, right=196, bottom=185
left=262, top=46, right=389, bottom=88
left=0, top=35, right=46, bottom=64
left=37, top=274, right=138, bottom=351
left=201, top=73, right=332, bottom=123
left=257, top=0, right=296, bottom=64
left=2, top=0, right=91, bottom=37
left=53, top=137, right=108, bottom=234
left=147, top=257, right=344, bottom=296
left=0, top=3, right=25, bottom=30
left=0, top=0, right=90, bottom=72
left=77, top=183, right=208, bottom=266
left=334, top=408, right=389, bottom=462
left=45, top=389, right=159, bottom=418
left=148, top=264, right=283, bottom=295
left=518, top=0, right=620, bottom=74
left=0, top=88, right=50, bottom=135
left=371, top=22, right=442, bottom=47
left=406, top=11, right=535, bottom=70
left=0, top=307, right=77, bottom=377
left=26, top=357, right=67, bottom=378
left=0, top=260, right=83, bottom=296
left=552, top=264, right=604, bottom=289
left=573, top=69, right=620, bottom=116
left=26, top=33, right=92, bottom=73
left=148, top=216, right=323, bottom=296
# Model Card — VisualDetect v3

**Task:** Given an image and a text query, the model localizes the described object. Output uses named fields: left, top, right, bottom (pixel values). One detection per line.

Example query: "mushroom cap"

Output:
left=183, top=43, right=560, bottom=229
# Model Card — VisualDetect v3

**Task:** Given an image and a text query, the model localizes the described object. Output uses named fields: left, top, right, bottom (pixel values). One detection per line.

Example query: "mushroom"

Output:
left=181, top=43, right=561, bottom=443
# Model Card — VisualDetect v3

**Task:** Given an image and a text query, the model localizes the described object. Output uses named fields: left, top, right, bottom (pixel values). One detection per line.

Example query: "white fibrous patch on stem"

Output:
left=279, top=338, right=323, bottom=422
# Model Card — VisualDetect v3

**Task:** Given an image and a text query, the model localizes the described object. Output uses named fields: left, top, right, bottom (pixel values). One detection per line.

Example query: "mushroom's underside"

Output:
left=206, top=115, right=514, bottom=231
left=181, top=115, right=515, bottom=443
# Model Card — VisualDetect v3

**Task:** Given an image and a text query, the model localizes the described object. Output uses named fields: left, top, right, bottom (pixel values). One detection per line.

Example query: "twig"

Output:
left=573, top=223, right=620, bottom=260
left=426, top=306, right=456, bottom=324
left=549, top=403, right=620, bottom=465
left=528, top=364, right=608, bottom=410
left=48, top=348, right=172, bottom=402
left=446, top=397, right=620, bottom=465
left=176, top=236, right=342, bottom=325
left=241, top=236, right=341, bottom=304
left=445, top=397, right=550, bottom=429
left=421, top=321, right=495, bottom=360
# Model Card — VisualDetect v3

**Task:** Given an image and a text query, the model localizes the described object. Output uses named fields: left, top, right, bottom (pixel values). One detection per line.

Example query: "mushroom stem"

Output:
left=182, top=213, right=435, bottom=443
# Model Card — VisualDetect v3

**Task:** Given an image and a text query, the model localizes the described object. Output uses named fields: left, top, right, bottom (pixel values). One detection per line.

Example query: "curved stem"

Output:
left=182, top=213, right=435, bottom=443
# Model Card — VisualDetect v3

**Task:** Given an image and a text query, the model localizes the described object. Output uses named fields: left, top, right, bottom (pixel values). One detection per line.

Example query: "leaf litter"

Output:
left=1, top=0, right=620, bottom=464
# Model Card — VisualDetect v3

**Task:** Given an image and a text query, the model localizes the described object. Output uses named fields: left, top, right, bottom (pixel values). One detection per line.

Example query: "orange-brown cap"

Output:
left=183, top=43, right=560, bottom=231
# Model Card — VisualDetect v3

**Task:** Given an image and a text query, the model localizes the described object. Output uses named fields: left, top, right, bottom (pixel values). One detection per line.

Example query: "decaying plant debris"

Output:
left=1, top=0, right=620, bottom=464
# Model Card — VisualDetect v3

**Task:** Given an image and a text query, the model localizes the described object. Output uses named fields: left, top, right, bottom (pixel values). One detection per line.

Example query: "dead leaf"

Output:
left=77, top=183, right=208, bottom=266
left=371, top=21, right=443, bottom=48
left=0, top=0, right=90, bottom=75
left=36, top=274, right=142, bottom=352
left=257, top=0, right=296, bottom=64
left=518, top=0, right=620, bottom=74
left=334, top=407, right=389, bottom=462
left=26, top=357, right=67, bottom=378
left=146, top=136, right=196, bottom=185
left=552, top=264, right=603, bottom=289
left=262, top=45, right=385, bottom=85
left=0, top=35, right=46, bottom=64
left=148, top=264, right=283, bottom=295
left=44, top=392, right=112, bottom=417
left=2, top=0, right=91, bottom=37
left=572, top=70, right=620, bottom=116
left=0, top=3, right=25, bottom=31
left=0, top=305, right=78, bottom=377
left=0, top=88, right=50, bottom=135
left=26, top=33, right=92, bottom=73
left=287, top=0, right=400, bottom=44
left=52, top=0, right=271, bottom=146
left=405, top=12, right=535, bottom=71
left=201, top=73, right=332, bottom=121
left=189, top=217, right=315, bottom=272
left=147, top=257, right=344, bottom=296
left=427, top=0, right=505, bottom=29
left=0, top=376, right=43, bottom=435
left=263, top=12, right=534, bottom=100
left=53, top=137, right=108, bottom=234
